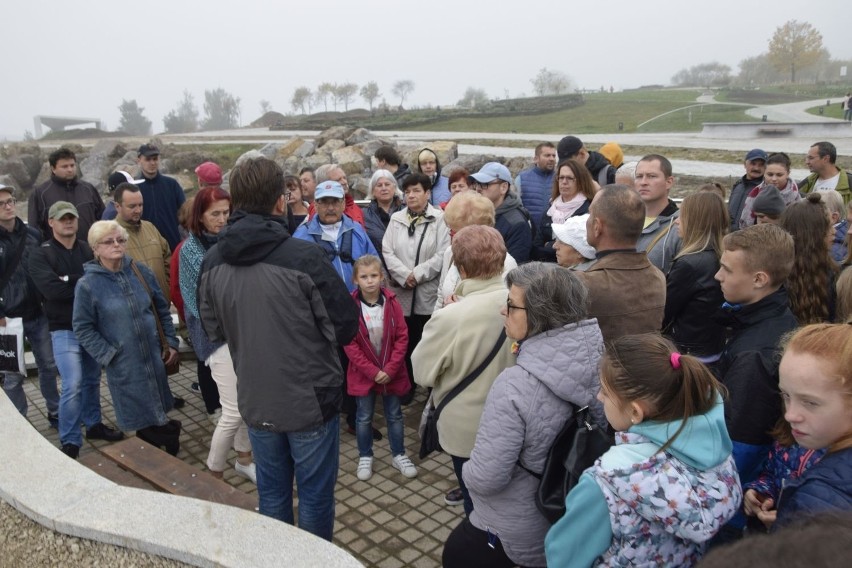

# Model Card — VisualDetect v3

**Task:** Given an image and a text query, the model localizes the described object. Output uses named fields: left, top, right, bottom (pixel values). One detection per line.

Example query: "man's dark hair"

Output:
left=534, top=142, right=556, bottom=156
left=114, top=182, right=140, bottom=205
left=639, top=154, right=673, bottom=178
left=374, top=145, right=401, bottom=167
left=230, top=157, right=285, bottom=215
left=402, top=172, right=432, bottom=192
left=48, top=147, right=77, bottom=168
left=812, top=141, right=837, bottom=164
left=299, top=166, right=315, bottom=177
left=594, top=184, right=645, bottom=244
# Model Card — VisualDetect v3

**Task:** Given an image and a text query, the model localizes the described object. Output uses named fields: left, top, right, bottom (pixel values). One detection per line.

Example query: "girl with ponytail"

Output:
left=546, top=333, right=741, bottom=567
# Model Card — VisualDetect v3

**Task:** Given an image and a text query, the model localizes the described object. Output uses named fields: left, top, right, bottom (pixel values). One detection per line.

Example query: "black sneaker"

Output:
left=48, top=412, right=59, bottom=429
left=191, top=382, right=201, bottom=394
left=60, top=444, right=80, bottom=459
left=172, top=395, right=186, bottom=409
left=86, top=423, right=125, bottom=442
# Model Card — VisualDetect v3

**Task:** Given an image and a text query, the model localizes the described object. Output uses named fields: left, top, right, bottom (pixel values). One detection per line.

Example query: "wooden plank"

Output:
left=100, top=437, right=258, bottom=511
left=79, top=451, right=158, bottom=491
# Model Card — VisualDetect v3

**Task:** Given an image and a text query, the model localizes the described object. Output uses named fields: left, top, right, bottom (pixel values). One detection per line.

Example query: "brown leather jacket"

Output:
left=578, top=250, right=665, bottom=344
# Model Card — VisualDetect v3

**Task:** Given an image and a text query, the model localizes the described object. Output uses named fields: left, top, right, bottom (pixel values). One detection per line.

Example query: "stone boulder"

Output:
left=352, top=139, right=387, bottom=162
left=281, top=156, right=301, bottom=176
left=505, top=157, right=529, bottom=178
left=0, top=174, right=17, bottom=190
left=344, top=128, right=376, bottom=146
left=1, top=143, right=42, bottom=160
left=292, top=140, right=315, bottom=159
left=318, top=139, right=345, bottom=154
left=0, top=157, right=35, bottom=189
left=275, top=138, right=307, bottom=161
left=79, top=152, right=113, bottom=192
left=19, top=154, right=42, bottom=184
left=235, top=149, right=265, bottom=167
left=331, top=146, right=369, bottom=177
left=444, top=154, right=502, bottom=178
left=315, top=126, right=356, bottom=148
left=110, top=152, right=139, bottom=176
left=304, top=153, right=332, bottom=169
left=257, top=142, right=284, bottom=159
left=90, top=140, right=128, bottom=159
left=33, top=163, right=52, bottom=188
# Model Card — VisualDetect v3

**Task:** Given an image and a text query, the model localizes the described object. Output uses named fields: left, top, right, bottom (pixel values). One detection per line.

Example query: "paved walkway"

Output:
left=18, top=361, right=461, bottom=568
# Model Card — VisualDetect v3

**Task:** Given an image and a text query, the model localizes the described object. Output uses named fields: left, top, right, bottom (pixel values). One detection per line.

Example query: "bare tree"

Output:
left=768, top=20, right=824, bottom=83
left=334, top=83, right=358, bottom=111
left=360, top=81, right=381, bottom=110
left=290, top=87, right=312, bottom=115
left=530, top=68, right=572, bottom=96
left=391, top=80, right=415, bottom=108
left=315, top=83, right=335, bottom=112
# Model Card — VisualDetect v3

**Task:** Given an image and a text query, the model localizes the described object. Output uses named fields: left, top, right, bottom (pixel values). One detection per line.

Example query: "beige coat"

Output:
left=433, top=247, right=518, bottom=312
left=117, top=217, right=172, bottom=304
left=382, top=204, right=450, bottom=315
left=412, top=275, right=516, bottom=457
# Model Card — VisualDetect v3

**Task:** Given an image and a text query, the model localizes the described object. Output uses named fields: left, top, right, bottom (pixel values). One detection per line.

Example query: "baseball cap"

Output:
left=557, top=136, right=584, bottom=161
left=314, top=180, right=345, bottom=200
left=48, top=201, right=79, bottom=220
left=745, top=149, right=767, bottom=162
left=195, top=162, right=223, bottom=186
left=137, top=144, right=160, bottom=157
left=108, top=171, right=143, bottom=193
left=470, top=162, right=512, bottom=184
left=551, top=214, right=596, bottom=260
left=0, top=183, right=14, bottom=196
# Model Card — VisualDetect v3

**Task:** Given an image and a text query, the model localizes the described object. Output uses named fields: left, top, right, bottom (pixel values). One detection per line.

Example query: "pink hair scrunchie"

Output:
left=670, top=352, right=682, bottom=370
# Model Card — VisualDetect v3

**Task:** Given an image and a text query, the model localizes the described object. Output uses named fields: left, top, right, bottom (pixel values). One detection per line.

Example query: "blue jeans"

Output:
left=1, top=314, right=59, bottom=417
left=53, top=330, right=103, bottom=447
left=355, top=392, right=404, bottom=457
left=452, top=455, right=474, bottom=517
left=248, top=415, right=340, bottom=541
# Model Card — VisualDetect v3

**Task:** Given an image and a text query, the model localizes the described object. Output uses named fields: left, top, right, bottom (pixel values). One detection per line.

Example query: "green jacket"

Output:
left=799, top=169, right=852, bottom=205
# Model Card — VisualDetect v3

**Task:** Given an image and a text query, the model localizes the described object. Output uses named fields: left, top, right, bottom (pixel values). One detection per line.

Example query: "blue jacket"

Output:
left=362, top=199, right=404, bottom=261
left=137, top=172, right=186, bottom=251
left=546, top=398, right=740, bottom=568
left=775, top=447, right=852, bottom=529
left=73, top=256, right=177, bottom=431
left=293, top=215, right=378, bottom=292
left=516, top=166, right=555, bottom=230
left=430, top=176, right=451, bottom=205
left=495, top=192, right=533, bottom=264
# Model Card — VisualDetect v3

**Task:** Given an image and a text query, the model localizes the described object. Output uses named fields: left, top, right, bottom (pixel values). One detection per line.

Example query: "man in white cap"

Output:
left=0, top=184, right=60, bottom=423
left=29, top=201, right=124, bottom=459
left=471, top=162, right=532, bottom=263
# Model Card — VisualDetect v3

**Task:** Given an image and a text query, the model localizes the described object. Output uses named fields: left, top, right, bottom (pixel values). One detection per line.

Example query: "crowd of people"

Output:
left=1, top=136, right=851, bottom=567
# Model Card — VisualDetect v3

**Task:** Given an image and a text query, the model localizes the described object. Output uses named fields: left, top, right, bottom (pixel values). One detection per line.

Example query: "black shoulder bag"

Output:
left=419, top=329, right=507, bottom=460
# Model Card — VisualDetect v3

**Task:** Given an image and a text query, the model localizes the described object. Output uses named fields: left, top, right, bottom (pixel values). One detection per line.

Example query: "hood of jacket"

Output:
left=416, top=147, right=442, bottom=180
left=630, top=396, right=732, bottom=470
left=217, top=210, right=289, bottom=266
left=515, top=319, right=605, bottom=410
left=585, top=151, right=611, bottom=177
left=495, top=191, right=524, bottom=216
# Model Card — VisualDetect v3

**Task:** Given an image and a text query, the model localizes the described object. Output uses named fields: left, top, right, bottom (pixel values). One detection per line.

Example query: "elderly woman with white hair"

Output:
left=551, top=214, right=596, bottom=270
left=363, top=169, right=405, bottom=259
left=73, top=220, right=181, bottom=454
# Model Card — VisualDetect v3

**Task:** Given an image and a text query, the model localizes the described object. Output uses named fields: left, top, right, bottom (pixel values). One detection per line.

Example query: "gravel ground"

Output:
left=0, top=499, right=190, bottom=568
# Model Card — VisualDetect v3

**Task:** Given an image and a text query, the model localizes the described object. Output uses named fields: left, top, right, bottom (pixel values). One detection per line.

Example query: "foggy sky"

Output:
left=1, top=0, right=850, bottom=140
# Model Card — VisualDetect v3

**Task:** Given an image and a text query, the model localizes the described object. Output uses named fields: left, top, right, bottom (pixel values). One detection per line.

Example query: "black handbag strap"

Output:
left=433, top=329, right=507, bottom=420
left=129, top=260, right=169, bottom=353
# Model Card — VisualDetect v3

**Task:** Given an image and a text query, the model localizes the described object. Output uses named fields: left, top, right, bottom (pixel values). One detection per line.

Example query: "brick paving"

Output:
left=20, top=357, right=463, bottom=567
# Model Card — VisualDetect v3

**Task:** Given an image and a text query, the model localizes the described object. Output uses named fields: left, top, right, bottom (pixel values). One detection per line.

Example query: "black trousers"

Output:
left=404, top=313, right=431, bottom=389
left=443, top=517, right=540, bottom=568
left=196, top=359, right=221, bottom=414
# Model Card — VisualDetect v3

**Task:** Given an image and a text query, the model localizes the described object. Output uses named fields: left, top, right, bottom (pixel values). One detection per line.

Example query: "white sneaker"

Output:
left=357, top=457, right=373, bottom=481
left=392, top=454, right=417, bottom=478
left=235, top=461, right=257, bottom=484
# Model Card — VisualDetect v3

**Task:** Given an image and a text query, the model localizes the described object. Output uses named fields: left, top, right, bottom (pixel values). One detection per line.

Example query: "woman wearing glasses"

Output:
left=382, top=173, right=451, bottom=402
left=533, top=159, right=597, bottom=262
left=73, top=220, right=181, bottom=454
left=412, top=226, right=516, bottom=516
left=443, top=262, right=605, bottom=568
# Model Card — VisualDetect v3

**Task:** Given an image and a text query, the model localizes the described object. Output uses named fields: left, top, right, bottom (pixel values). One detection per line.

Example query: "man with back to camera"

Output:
left=198, top=157, right=358, bottom=541
left=29, top=201, right=124, bottom=459
left=0, top=184, right=60, bottom=424
left=515, top=142, right=557, bottom=231
left=29, top=147, right=105, bottom=242
left=728, top=149, right=767, bottom=232
left=136, top=144, right=186, bottom=251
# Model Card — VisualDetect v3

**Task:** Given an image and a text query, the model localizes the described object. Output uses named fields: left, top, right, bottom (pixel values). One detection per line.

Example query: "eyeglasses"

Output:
left=476, top=180, right=504, bottom=190
left=558, top=175, right=576, bottom=183
left=0, top=198, right=17, bottom=208
left=98, top=237, right=128, bottom=247
left=506, top=299, right=527, bottom=312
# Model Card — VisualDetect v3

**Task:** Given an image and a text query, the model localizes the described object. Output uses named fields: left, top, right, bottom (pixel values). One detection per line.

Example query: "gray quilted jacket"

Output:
left=463, top=318, right=605, bottom=567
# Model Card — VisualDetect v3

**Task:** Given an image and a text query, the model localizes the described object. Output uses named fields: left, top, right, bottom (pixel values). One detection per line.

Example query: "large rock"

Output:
left=318, top=139, right=345, bottom=154
left=332, top=146, right=369, bottom=177
left=315, top=126, right=356, bottom=148
left=304, top=153, right=332, bottom=169
left=257, top=142, right=284, bottom=159
left=33, top=163, right=51, bottom=188
left=235, top=149, right=265, bottom=167
left=352, top=139, right=387, bottom=161
left=109, top=152, right=139, bottom=175
left=79, top=153, right=113, bottom=192
left=0, top=157, right=35, bottom=189
left=1, top=143, right=42, bottom=160
left=344, top=128, right=375, bottom=146
left=276, top=138, right=306, bottom=161
left=19, top=154, right=42, bottom=183
left=90, top=140, right=128, bottom=159
left=444, top=154, right=502, bottom=177
left=281, top=156, right=301, bottom=175
left=292, top=140, right=315, bottom=159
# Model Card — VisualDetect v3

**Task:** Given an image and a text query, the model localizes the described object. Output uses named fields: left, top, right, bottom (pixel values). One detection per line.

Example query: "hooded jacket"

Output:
left=198, top=211, right=359, bottom=433
left=585, top=151, right=616, bottom=186
left=775, top=446, right=852, bottom=529
left=545, top=398, right=741, bottom=568
left=416, top=147, right=451, bottom=205
left=495, top=192, right=533, bottom=264
left=463, top=319, right=606, bottom=567
left=343, top=287, right=410, bottom=397
left=28, top=175, right=105, bottom=242
left=636, top=199, right=682, bottom=274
